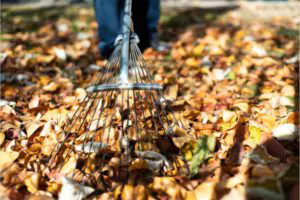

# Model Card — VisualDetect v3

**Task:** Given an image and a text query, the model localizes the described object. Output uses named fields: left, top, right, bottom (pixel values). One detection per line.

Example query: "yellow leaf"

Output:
left=185, top=57, right=200, bottom=68
left=281, top=85, right=295, bottom=96
left=151, top=177, right=185, bottom=198
left=257, top=114, right=276, bottom=130
left=235, top=30, right=245, bottom=40
left=61, top=155, right=77, bottom=175
left=222, top=110, right=236, bottom=123
left=0, top=132, right=4, bottom=146
left=43, top=82, right=59, bottom=92
left=25, top=173, right=39, bottom=193
left=233, top=100, right=249, bottom=113
left=193, top=44, right=205, bottom=56
left=0, top=151, right=19, bottom=169
left=193, top=182, right=216, bottom=200
left=173, top=125, right=187, bottom=137
left=39, top=76, right=51, bottom=86
left=121, top=184, right=134, bottom=200
left=185, top=191, right=197, bottom=200
left=25, top=121, right=43, bottom=138
left=249, top=124, right=262, bottom=144
left=172, top=137, right=192, bottom=148
left=41, top=137, right=56, bottom=156
left=37, top=55, right=55, bottom=63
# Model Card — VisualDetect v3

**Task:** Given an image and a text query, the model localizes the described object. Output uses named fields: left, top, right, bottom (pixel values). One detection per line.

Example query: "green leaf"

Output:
left=183, top=135, right=216, bottom=177
left=225, top=71, right=236, bottom=80
left=277, top=27, right=299, bottom=39
left=163, top=53, right=172, bottom=61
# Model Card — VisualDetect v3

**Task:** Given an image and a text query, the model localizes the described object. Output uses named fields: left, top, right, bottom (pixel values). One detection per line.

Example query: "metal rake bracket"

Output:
left=86, top=83, right=163, bottom=92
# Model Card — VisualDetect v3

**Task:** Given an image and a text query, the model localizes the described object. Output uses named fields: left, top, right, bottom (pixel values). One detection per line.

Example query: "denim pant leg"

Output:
left=94, top=0, right=124, bottom=58
left=94, top=0, right=160, bottom=57
left=147, top=0, right=160, bottom=41
left=131, top=0, right=160, bottom=51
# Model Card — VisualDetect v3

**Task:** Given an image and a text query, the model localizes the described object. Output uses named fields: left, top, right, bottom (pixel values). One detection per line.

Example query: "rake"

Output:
left=44, top=0, right=188, bottom=190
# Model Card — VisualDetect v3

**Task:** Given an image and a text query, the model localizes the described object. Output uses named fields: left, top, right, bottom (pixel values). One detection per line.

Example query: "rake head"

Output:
left=43, top=33, right=188, bottom=190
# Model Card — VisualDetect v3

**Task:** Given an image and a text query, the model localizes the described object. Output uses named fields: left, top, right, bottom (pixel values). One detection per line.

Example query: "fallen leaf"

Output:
left=25, top=121, right=43, bottom=139
left=193, top=182, right=216, bottom=200
left=53, top=47, right=67, bottom=61
left=249, top=124, right=262, bottom=144
left=25, top=173, right=39, bottom=193
left=272, top=123, right=298, bottom=141
left=136, top=151, right=170, bottom=171
left=43, top=82, right=59, bottom=92
left=186, top=57, right=200, bottom=68
left=75, top=142, right=107, bottom=153
left=252, top=164, right=274, bottom=177
left=0, top=132, right=5, bottom=145
left=182, top=135, right=216, bottom=177
left=233, top=100, right=249, bottom=113
left=247, top=178, right=284, bottom=200
left=58, top=177, right=94, bottom=200
left=270, top=96, right=294, bottom=109
left=28, top=96, right=40, bottom=109
left=246, top=145, right=280, bottom=165
left=222, top=110, right=235, bottom=123
left=0, top=151, right=19, bottom=169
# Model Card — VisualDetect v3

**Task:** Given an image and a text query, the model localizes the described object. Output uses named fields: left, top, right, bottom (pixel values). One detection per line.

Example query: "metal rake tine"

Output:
left=143, top=91, right=179, bottom=174
left=71, top=38, right=122, bottom=182
left=130, top=48, right=166, bottom=138
left=45, top=93, right=92, bottom=168
left=132, top=43, right=155, bottom=83
left=55, top=92, right=100, bottom=173
left=132, top=91, right=142, bottom=154
left=78, top=90, right=115, bottom=188
left=94, top=90, right=118, bottom=187
left=117, top=90, right=125, bottom=181
left=125, top=89, right=130, bottom=180
left=71, top=92, right=106, bottom=180
left=103, top=46, right=122, bottom=83
left=78, top=91, right=112, bottom=182
left=133, top=44, right=184, bottom=128
left=135, top=90, right=155, bottom=149
left=94, top=45, right=122, bottom=85
left=131, top=48, right=170, bottom=131
left=131, top=42, right=184, bottom=174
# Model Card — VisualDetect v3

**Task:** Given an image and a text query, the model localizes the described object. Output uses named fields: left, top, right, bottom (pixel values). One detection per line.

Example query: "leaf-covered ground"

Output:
left=0, top=5, right=299, bottom=200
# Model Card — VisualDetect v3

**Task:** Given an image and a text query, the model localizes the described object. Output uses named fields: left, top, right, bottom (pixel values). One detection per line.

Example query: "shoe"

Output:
left=150, top=34, right=170, bottom=52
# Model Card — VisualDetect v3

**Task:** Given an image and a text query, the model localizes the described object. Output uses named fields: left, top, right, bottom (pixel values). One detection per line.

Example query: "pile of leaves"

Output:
left=0, top=5, right=299, bottom=200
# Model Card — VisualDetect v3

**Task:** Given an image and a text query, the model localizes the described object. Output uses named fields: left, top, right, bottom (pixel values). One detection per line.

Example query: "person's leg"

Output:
left=147, top=0, right=169, bottom=51
left=94, top=0, right=123, bottom=58
left=132, top=0, right=150, bottom=52
left=147, top=0, right=160, bottom=42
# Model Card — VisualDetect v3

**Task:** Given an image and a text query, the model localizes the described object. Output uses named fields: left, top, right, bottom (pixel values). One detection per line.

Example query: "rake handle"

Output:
left=119, top=0, right=132, bottom=84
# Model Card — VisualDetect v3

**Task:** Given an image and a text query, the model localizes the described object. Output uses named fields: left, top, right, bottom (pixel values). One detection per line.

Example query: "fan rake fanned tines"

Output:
left=44, top=37, right=188, bottom=190
left=43, top=0, right=189, bottom=191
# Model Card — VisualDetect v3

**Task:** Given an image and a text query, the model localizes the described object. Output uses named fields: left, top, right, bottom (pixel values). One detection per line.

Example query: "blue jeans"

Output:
left=94, top=0, right=160, bottom=58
